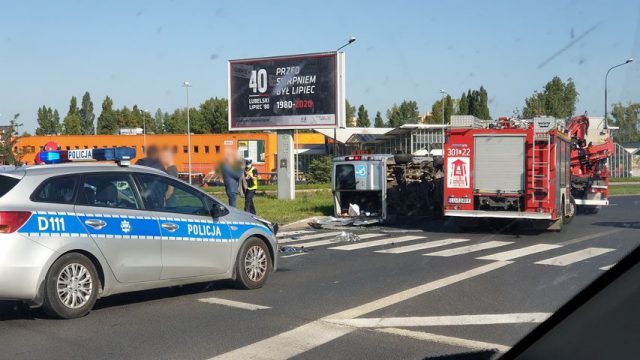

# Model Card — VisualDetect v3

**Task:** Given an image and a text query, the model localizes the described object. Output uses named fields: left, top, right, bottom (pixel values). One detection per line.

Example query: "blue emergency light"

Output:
left=38, top=150, right=68, bottom=164
left=38, top=147, right=136, bottom=166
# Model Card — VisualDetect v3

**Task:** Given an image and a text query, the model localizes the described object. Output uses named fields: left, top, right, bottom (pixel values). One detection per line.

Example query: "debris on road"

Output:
left=332, top=231, right=361, bottom=243
left=308, top=216, right=380, bottom=229
left=278, top=246, right=306, bottom=254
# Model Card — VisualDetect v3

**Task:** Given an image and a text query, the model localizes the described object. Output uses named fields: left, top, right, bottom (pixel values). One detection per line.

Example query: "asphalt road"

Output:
left=1, top=196, right=639, bottom=360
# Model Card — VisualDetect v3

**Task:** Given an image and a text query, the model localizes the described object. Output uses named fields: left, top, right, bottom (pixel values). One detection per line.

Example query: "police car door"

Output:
left=75, top=173, right=163, bottom=283
left=134, top=173, right=232, bottom=278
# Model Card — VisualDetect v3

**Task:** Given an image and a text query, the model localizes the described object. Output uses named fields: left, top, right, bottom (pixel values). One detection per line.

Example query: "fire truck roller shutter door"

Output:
left=474, top=135, right=526, bottom=194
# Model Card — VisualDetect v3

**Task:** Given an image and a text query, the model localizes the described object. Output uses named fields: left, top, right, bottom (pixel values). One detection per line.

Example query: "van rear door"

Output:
left=332, top=161, right=384, bottom=218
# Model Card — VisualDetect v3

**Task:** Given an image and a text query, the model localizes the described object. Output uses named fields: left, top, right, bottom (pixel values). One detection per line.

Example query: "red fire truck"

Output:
left=443, top=116, right=575, bottom=230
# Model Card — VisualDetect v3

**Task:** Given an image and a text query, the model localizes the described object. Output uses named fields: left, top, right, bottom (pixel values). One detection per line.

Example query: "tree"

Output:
left=163, top=108, right=203, bottom=134
left=97, top=96, right=118, bottom=134
left=522, top=76, right=578, bottom=118
left=356, top=105, right=370, bottom=127
left=430, top=100, right=443, bottom=124
left=79, top=91, right=95, bottom=134
left=200, top=97, right=228, bottom=133
left=0, top=114, right=23, bottom=165
left=456, top=87, right=491, bottom=119
left=306, top=156, right=332, bottom=184
left=611, top=102, right=640, bottom=143
left=62, top=96, right=82, bottom=135
left=116, top=106, right=132, bottom=129
left=374, top=111, right=385, bottom=128
left=36, top=106, right=60, bottom=135
left=387, top=100, right=420, bottom=127
left=53, top=109, right=61, bottom=133
left=130, top=105, right=143, bottom=128
left=444, top=95, right=454, bottom=122
left=430, top=95, right=454, bottom=124
left=152, top=108, right=165, bottom=134
left=458, top=92, right=469, bottom=115
left=345, top=100, right=356, bottom=127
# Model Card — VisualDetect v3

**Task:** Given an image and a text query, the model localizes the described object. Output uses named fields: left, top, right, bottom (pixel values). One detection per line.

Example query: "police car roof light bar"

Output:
left=38, top=147, right=136, bottom=166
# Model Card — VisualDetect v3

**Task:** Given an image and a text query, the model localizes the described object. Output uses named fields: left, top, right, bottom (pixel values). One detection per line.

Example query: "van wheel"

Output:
left=563, top=196, right=576, bottom=224
left=42, top=253, right=100, bottom=319
left=235, top=238, right=272, bottom=289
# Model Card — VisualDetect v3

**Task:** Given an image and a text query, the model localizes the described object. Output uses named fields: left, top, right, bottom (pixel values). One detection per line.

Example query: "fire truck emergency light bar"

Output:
left=38, top=147, right=136, bottom=166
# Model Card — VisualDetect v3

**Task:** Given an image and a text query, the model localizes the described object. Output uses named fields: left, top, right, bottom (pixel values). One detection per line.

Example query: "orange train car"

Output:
left=16, top=132, right=327, bottom=179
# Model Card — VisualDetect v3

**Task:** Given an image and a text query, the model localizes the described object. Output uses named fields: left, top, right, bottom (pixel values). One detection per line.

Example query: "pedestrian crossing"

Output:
left=329, top=235, right=425, bottom=251
left=278, top=230, right=621, bottom=269
left=534, top=247, right=615, bottom=266
left=424, top=241, right=513, bottom=257
left=375, top=238, right=469, bottom=254
left=476, top=244, right=562, bottom=261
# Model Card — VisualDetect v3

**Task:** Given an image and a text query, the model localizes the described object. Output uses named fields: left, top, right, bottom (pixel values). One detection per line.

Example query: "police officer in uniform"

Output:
left=244, top=158, right=258, bottom=214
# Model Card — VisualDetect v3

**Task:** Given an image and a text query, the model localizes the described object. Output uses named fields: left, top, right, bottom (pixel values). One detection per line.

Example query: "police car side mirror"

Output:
left=210, top=203, right=229, bottom=218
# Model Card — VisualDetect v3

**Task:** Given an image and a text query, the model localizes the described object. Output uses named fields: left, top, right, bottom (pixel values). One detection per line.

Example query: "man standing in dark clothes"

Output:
left=136, top=145, right=167, bottom=208
left=222, top=151, right=242, bottom=207
left=243, top=158, right=258, bottom=215
left=136, top=145, right=165, bottom=172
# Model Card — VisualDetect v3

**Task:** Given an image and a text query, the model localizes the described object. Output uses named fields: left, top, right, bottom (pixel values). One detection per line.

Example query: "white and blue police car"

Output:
left=0, top=148, right=278, bottom=318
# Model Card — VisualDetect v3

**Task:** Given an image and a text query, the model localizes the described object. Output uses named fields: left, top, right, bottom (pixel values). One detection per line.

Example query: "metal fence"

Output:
left=610, top=143, right=634, bottom=178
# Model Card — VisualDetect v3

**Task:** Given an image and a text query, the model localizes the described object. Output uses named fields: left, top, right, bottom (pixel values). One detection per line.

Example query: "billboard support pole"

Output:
left=277, top=130, right=295, bottom=200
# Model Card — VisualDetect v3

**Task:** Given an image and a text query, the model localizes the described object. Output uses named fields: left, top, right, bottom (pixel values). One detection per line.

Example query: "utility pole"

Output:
left=183, top=81, right=192, bottom=184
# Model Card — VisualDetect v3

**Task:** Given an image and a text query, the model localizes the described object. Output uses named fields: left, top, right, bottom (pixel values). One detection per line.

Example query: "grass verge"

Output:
left=610, top=177, right=640, bottom=183
left=210, top=189, right=333, bottom=224
left=609, top=184, right=640, bottom=196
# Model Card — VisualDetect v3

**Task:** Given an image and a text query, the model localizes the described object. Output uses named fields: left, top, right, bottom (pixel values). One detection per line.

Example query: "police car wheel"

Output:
left=235, top=238, right=272, bottom=289
left=42, top=253, right=100, bottom=319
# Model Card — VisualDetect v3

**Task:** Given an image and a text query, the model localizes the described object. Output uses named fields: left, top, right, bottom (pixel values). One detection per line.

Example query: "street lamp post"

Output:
left=183, top=81, right=192, bottom=184
left=604, top=58, right=633, bottom=129
left=440, top=89, right=448, bottom=156
left=142, top=109, right=148, bottom=152
left=334, top=37, right=357, bottom=155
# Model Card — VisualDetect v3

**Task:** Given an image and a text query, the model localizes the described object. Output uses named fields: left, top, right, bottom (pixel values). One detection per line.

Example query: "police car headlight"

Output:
left=252, top=215, right=278, bottom=236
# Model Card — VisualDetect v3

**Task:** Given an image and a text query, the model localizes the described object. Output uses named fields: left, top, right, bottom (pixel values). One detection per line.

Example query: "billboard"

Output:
left=228, top=52, right=345, bottom=131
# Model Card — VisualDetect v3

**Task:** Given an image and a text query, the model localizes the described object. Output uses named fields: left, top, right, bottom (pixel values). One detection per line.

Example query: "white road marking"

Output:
left=477, top=244, right=561, bottom=261
left=424, top=241, right=513, bottom=257
left=296, top=233, right=384, bottom=248
left=600, top=264, right=615, bottom=271
left=329, top=235, right=425, bottom=251
left=280, top=252, right=308, bottom=258
left=327, top=313, right=551, bottom=327
left=329, top=261, right=512, bottom=319
left=375, top=328, right=511, bottom=353
left=277, top=230, right=314, bottom=237
left=209, top=261, right=512, bottom=359
left=535, top=247, right=615, bottom=266
left=278, top=231, right=341, bottom=244
left=557, top=228, right=626, bottom=246
left=198, top=297, right=271, bottom=311
left=375, top=238, right=470, bottom=254
left=210, top=321, right=353, bottom=360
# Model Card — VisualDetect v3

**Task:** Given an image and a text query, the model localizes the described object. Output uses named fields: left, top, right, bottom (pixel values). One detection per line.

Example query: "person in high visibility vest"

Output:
left=244, top=158, right=258, bottom=214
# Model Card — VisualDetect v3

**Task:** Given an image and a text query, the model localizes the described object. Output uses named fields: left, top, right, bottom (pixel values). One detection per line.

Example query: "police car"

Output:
left=0, top=147, right=278, bottom=319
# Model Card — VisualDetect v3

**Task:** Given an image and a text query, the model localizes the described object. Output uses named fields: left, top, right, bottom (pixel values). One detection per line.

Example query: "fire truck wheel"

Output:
left=563, top=196, right=576, bottom=224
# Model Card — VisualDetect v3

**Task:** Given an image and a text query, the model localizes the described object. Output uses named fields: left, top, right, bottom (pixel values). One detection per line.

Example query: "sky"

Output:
left=1, top=0, right=639, bottom=132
